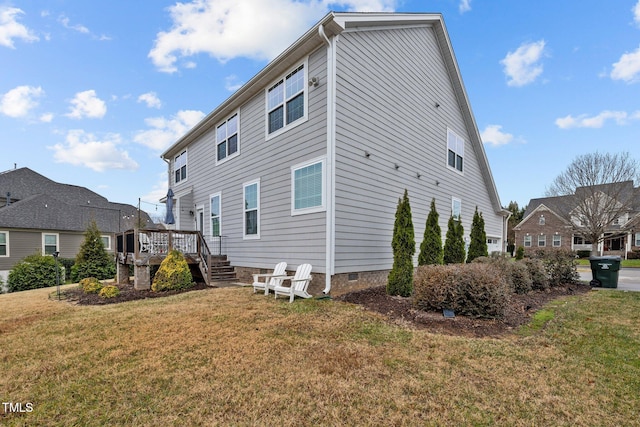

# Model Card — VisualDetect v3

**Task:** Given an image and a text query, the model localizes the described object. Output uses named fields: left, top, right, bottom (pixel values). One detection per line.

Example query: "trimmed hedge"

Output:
left=7, top=253, right=66, bottom=293
left=413, top=264, right=511, bottom=319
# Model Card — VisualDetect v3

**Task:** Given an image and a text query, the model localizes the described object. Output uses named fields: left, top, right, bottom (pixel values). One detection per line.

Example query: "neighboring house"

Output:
left=161, top=12, right=509, bottom=295
left=514, top=181, right=640, bottom=257
left=0, top=167, right=155, bottom=286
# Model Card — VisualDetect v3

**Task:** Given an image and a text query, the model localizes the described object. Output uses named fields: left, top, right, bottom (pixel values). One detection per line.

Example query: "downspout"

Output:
left=320, top=23, right=335, bottom=295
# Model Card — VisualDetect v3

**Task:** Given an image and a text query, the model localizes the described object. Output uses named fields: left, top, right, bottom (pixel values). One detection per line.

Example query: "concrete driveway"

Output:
left=578, top=266, right=640, bottom=292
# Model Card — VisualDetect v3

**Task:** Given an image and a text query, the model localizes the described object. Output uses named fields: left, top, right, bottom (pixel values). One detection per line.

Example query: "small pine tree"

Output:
left=72, top=219, right=116, bottom=282
left=418, top=198, right=443, bottom=265
left=443, top=215, right=466, bottom=264
left=387, top=189, right=415, bottom=297
left=466, top=206, right=488, bottom=262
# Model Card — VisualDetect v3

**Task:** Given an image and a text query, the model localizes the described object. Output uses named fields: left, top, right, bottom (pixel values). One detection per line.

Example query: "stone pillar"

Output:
left=134, top=264, right=151, bottom=290
left=117, top=261, right=130, bottom=284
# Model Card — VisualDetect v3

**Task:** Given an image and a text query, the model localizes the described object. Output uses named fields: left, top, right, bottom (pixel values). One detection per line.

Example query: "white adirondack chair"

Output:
left=252, top=262, right=287, bottom=295
left=273, top=263, right=313, bottom=303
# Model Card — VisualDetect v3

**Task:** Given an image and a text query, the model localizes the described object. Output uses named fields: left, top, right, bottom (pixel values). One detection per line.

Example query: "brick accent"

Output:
left=514, top=207, right=573, bottom=255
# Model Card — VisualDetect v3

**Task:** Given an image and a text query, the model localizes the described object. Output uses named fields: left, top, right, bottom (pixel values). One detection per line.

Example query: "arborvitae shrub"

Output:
left=152, top=249, right=194, bottom=292
left=466, top=207, right=488, bottom=263
left=414, top=263, right=511, bottom=319
left=387, top=189, right=415, bottom=297
left=443, top=215, right=465, bottom=264
left=418, top=198, right=443, bottom=266
left=515, top=246, right=525, bottom=260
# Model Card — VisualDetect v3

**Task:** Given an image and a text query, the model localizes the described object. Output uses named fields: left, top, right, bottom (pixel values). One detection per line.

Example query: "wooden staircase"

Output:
left=208, top=255, right=237, bottom=285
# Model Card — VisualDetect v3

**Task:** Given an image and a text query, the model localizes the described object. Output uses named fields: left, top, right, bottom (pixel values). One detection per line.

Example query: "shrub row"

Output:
left=413, top=263, right=511, bottom=319
left=7, top=254, right=66, bottom=293
left=79, top=277, right=119, bottom=299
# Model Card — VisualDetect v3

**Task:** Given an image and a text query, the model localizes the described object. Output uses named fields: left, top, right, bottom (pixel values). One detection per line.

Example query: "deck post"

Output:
left=134, top=263, right=151, bottom=290
left=117, top=260, right=130, bottom=284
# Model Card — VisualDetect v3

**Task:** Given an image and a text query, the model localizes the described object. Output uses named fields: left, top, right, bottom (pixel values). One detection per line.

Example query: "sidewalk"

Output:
left=577, top=265, right=640, bottom=292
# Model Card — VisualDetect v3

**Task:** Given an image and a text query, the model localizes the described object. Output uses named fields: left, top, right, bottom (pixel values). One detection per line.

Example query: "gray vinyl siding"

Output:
left=333, top=25, right=503, bottom=273
left=0, top=229, right=84, bottom=270
left=172, top=48, right=328, bottom=271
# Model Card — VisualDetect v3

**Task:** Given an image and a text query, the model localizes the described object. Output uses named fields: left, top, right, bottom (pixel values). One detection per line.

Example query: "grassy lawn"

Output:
left=1, top=284, right=639, bottom=426
left=576, top=258, right=640, bottom=268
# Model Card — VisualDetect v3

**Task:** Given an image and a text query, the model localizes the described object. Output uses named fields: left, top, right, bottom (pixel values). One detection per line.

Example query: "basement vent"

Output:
left=348, top=273, right=359, bottom=281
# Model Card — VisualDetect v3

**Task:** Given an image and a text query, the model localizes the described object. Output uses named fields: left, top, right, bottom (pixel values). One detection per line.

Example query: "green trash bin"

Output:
left=589, top=256, right=621, bottom=288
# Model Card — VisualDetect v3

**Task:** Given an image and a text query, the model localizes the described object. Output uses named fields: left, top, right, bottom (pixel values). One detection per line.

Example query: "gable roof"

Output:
left=0, top=168, right=153, bottom=233
left=515, top=201, right=571, bottom=230
left=161, top=12, right=505, bottom=216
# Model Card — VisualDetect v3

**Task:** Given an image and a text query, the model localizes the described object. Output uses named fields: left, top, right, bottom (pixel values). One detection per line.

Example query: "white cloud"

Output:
left=149, top=0, right=397, bottom=73
left=58, top=15, right=89, bottom=34
left=611, top=45, right=640, bottom=83
left=40, top=112, right=54, bottom=123
left=555, top=110, right=638, bottom=129
left=66, top=90, right=107, bottom=119
left=459, top=0, right=472, bottom=13
left=224, top=75, right=243, bottom=92
left=138, top=92, right=162, bottom=109
left=134, top=110, right=205, bottom=151
left=634, top=1, right=640, bottom=26
left=49, top=129, right=139, bottom=172
left=500, top=40, right=546, bottom=87
left=480, top=124, right=514, bottom=147
left=0, top=85, right=44, bottom=118
left=0, top=7, right=38, bottom=48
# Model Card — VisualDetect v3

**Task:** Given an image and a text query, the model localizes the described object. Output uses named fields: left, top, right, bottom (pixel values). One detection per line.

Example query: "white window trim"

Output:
left=291, top=156, right=326, bottom=216
left=42, top=233, right=59, bottom=255
left=174, top=150, right=188, bottom=184
left=0, top=230, right=8, bottom=257
left=552, top=234, right=561, bottom=247
left=210, top=192, right=222, bottom=237
left=216, top=111, right=240, bottom=165
left=538, top=234, right=546, bottom=247
left=101, top=235, right=112, bottom=251
left=446, top=128, right=465, bottom=174
left=265, top=59, right=309, bottom=140
left=524, top=235, right=532, bottom=247
left=243, top=179, right=260, bottom=240
left=451, top=197, right=462, bottom=221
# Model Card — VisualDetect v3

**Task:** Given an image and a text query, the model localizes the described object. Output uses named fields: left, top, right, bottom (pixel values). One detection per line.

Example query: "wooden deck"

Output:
left=116, top=229, right=235, bottom=289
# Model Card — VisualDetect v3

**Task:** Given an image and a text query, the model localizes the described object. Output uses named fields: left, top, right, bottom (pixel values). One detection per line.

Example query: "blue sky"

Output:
left=1, top=0, right=639, bottom=221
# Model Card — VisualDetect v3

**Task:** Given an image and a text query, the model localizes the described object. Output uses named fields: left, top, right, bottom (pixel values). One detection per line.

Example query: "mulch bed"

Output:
left=62, top=282, right=211, bottom=305
left=336, top=283, right=592, bottom=338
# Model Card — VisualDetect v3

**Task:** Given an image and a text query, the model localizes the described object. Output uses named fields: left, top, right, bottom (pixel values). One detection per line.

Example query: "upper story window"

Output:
left=447, top=129, right=465, bottom=173
left=452, top=197, right=462, bottom=221
left=174, top=150, right=187, bottom=184
left=0, top=231, right=8, bottom=257
left=216, top=113, right=239, bottom=163
left=43, top=233, right=58, bottom=255
left=267, top=63, right=306, bottom=136
left=292, top=158, right=326, bottom=215
left=539, top=215, right=545, bottom=225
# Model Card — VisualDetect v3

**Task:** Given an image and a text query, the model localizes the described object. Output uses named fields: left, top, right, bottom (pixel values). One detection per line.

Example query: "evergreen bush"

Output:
left=414, top=263, right=511, bottom=319
left=7, top=253, right=64, bottom=293
left=80, top=277, right=103, bottom=294
left=71, top=220, right=116, bottom=283
left=99, top=285, right=120, bottom=298
left=466, top=207, right=488, bottom=263
left=515, top=246, right=525, bottom=260
left=523, top=258, right=549, bottom=290
left=387, top=189, right=415, bottom=297
left=418, top=198, right=443, bottom=265
left=152, top=249, right=194, bottom=292
left=443, top=215, right=465, bottom=264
